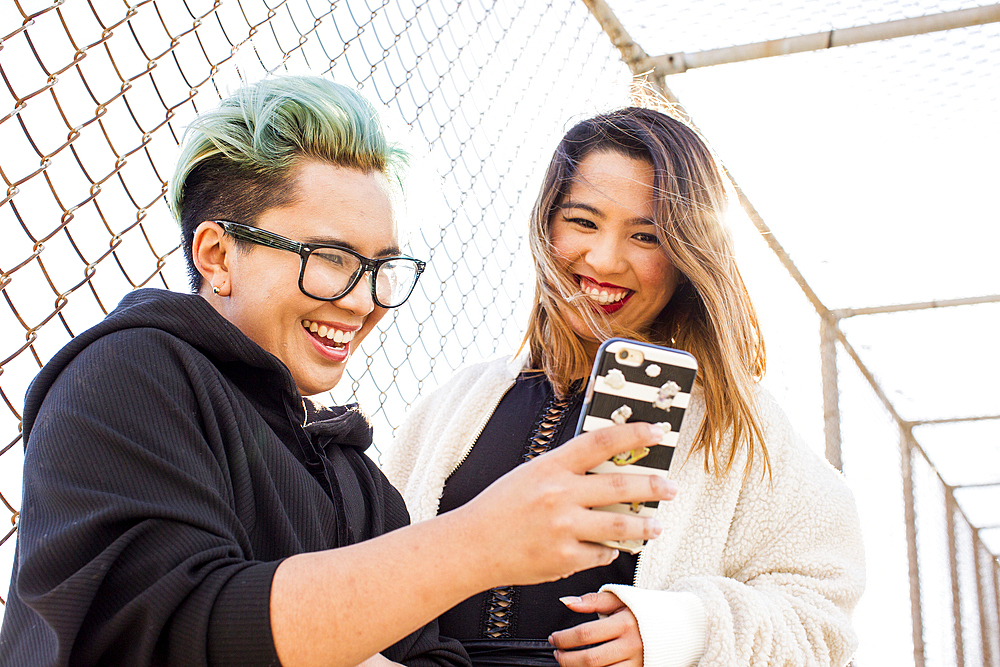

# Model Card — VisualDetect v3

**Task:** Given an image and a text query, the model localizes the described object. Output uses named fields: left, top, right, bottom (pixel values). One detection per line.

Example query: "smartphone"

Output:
left=575, top=337, right=698, bottom=553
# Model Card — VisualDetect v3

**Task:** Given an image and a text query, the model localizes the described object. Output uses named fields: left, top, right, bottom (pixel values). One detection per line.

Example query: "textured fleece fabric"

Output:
left=0, top=288, right=469, bottom=667
left=383, top=355, right=866, bottom=667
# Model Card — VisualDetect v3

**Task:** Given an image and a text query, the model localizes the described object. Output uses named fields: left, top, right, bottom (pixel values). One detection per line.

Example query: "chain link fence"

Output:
left=2, top=1, right=999, bottom=666
left=0, top=0, right=632, bottom=609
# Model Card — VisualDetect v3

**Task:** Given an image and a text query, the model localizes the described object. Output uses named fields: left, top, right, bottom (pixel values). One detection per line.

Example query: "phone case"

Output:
left=575, top=338, right=698, bottom=553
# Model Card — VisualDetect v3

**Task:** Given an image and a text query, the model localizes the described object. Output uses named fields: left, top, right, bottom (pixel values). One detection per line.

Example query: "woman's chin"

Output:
left=295, top=366, right=348, bottom=397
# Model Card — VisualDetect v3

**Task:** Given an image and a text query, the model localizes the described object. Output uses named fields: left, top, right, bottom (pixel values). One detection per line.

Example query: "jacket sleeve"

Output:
left=606, top=393, right=865, bottom=667
left=4, top=331, right=281, bottom=667
left=383, top=619, right=471, bottom=667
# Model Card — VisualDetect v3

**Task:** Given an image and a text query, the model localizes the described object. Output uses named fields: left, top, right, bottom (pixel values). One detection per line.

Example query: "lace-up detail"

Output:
left=522, top=391, right=579, bottom=462
left=481, top=385, right=581, bottom=639
left=481, top=585, right=519, bottom=639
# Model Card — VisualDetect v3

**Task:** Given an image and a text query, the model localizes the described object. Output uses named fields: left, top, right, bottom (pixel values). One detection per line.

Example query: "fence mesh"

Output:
left=2, top=1, right=999, bottom=666
left=0, top=0, right=632, bottom=610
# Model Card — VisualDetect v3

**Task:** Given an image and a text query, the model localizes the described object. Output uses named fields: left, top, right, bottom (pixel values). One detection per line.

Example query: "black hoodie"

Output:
left=0, top=288, right=469, bottom=667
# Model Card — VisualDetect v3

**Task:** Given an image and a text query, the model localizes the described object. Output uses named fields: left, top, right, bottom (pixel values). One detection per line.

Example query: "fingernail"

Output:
left=559, top=595, right=582, bottom=606
left=654, top=475, right=678, bottom=496
left=648, top=518, right=663, bottom=536
left=648, top=423, right=665, bottom=440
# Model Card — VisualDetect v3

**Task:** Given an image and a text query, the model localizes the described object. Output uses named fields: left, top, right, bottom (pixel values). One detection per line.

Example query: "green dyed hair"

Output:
left=168, top=75, right=408, bottom=290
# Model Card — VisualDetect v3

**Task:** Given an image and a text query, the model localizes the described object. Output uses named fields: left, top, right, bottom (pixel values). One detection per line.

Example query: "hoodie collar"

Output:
left=24, top=288, right=305, bottom=440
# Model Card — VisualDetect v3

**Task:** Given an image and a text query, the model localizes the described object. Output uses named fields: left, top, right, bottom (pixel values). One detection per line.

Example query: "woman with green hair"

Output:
left=0, top=76, right=675, bottom=667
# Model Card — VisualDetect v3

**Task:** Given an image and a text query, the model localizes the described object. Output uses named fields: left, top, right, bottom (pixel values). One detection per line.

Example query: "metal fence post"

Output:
left=974, top=535, right=995, bottom=667
left=996, top=563, right=1000, bottom=667
left=902, top=429, right=926, bottom=667
left=820, top=316, right=843, bottom=470
left=946, top=487, right=965, bottom=666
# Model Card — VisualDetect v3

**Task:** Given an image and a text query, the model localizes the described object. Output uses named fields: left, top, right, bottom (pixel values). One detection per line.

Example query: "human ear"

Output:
left=192, top=221, right=232, bottom=297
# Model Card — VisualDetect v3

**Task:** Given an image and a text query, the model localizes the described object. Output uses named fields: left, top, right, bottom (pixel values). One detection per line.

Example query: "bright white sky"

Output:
left=607, top=2, right=1000, bottom=664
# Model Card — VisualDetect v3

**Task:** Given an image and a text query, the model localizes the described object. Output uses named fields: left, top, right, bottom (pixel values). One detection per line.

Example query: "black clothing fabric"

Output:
left=437, top=372, right=637, bottom=664
left=0, top=288, right=469, bottom=667
left=458, top=640, right=557, bottom=667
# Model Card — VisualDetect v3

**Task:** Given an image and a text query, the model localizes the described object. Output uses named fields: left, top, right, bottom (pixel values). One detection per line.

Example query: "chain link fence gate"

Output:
left=3, top=2, right=999, bottom=666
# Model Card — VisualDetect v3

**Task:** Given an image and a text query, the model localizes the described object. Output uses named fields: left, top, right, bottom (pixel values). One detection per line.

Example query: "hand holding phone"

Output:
left=575, top=338, right=698, bottom=553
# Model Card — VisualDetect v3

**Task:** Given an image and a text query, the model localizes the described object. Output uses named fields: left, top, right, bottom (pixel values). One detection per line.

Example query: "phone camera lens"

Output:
left=617, top=349, right=629, bottom=361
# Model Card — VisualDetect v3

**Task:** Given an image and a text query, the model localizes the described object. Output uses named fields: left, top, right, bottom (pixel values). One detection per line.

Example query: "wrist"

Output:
left=599, top=585, right=707, bottom=667
left=436, top=503, right=506, bottom=591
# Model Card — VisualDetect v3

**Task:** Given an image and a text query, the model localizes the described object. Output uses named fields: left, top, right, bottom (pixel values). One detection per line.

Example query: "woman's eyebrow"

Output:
left=630, top=217, right=657, bottom=227
left=558, top=201, right=656, bottom=226
left=556, top=201, right=603, bottom=217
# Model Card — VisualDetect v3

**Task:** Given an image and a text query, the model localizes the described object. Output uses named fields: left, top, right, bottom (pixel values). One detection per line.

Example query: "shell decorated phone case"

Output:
left=575, top=338, right=698, bottom=553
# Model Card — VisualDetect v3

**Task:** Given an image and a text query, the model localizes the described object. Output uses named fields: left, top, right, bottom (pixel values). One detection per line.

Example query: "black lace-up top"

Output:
left=437, top=371, right=638, bottom=666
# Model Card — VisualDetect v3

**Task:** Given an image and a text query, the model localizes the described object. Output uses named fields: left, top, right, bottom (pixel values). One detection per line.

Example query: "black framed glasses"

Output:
left=214, top=220, right=426, bottom=308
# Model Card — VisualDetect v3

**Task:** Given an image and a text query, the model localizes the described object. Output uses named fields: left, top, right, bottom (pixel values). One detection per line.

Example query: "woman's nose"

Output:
left=583, top=234, right=627, bottom=275
left=335, top=271, right=376, bottom=316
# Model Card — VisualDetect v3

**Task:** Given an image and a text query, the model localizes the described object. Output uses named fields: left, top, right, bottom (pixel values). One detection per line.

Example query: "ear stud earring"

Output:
left=212, top=285, right=221, bottom=295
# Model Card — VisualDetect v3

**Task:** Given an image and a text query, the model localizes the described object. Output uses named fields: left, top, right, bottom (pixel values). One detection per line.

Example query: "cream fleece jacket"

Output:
left=383, top=355, right=865, bottom=667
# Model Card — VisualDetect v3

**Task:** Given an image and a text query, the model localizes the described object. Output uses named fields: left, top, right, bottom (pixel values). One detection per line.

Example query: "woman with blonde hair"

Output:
left=385, top=107, right=865, bottom=667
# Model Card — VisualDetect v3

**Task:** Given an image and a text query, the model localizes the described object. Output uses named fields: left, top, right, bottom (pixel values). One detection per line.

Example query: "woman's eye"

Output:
left=565, top=217, right=597, bottom=229
left=633, top=233, right=659, bottom=245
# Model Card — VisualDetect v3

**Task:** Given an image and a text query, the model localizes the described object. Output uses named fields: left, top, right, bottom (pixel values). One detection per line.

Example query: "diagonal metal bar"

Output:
left=953, top=481, right=1000, bottom=490
left=831, top=294, right=1000, bottom=319
left=649, top=4, right=1000, bottom=75
left=912, top=414, right=1000, bottom=426
left=577, top=0, right=651, bottom=71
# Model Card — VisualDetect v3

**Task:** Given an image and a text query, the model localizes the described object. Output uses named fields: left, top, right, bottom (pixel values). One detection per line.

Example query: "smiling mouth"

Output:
left=302, top=319, right=356, bottom=349
left=577, top=276, right=632, bottom=305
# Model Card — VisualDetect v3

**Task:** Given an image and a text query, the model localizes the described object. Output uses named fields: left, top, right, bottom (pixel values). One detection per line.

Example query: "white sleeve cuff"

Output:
left=599, top=584, right=707, bottom=667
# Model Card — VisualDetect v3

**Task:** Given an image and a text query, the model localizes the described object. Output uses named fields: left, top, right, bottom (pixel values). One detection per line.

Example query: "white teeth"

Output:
left=302, top=319, right=355, bottom=345
left=581, top=284, right=626, bottom=304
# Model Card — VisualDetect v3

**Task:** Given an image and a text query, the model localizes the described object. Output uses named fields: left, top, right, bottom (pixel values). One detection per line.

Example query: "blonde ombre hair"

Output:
left=521, top=106, right=768, bottom=479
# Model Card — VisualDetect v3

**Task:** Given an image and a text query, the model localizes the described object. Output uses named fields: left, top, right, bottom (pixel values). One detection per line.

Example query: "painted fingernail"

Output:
left=648, top=518, right=663, bottom=535
left=559, top=596, right=582, bottom=606
left=648, top=423, right=665, bottom=439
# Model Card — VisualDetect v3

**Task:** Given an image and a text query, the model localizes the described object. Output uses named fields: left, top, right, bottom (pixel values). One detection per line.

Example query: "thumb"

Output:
left=553, top=422, right=665, bottom=473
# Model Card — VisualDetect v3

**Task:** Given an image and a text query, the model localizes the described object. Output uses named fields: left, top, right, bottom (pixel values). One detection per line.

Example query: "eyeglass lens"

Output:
left=303, top=248, right=419, bottom=306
